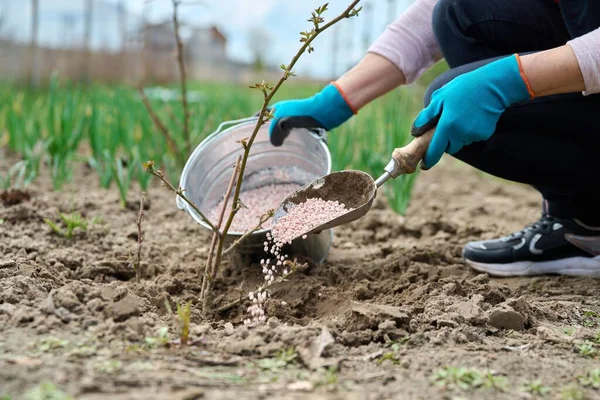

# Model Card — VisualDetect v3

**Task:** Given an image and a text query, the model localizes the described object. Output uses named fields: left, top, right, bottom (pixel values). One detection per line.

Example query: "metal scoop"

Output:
left=273, top=128, right=435, bottom=239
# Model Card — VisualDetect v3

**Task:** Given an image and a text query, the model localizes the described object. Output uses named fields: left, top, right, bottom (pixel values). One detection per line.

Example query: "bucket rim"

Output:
left=176, top=116, right=332, bottom=236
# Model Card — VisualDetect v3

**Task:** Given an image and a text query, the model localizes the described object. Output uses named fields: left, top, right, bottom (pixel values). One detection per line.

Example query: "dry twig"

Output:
left=135, top=192, right=145, bottom=283
left=222, top=210, right=273, bottom=256
left=143, top=161, right=218, bottom=233
left=137, top=87, right=180, bottom=163
left=207, top=1, right=362, bottom=312
left=171, top=0, right=191, bottom=156
left=144, top=2, right=363, bottom=316
left=200, top=156, right=241, bottom=305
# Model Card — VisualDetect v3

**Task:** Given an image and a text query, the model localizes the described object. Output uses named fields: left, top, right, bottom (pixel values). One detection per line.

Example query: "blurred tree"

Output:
left=248, top=27, right=271, bottom=72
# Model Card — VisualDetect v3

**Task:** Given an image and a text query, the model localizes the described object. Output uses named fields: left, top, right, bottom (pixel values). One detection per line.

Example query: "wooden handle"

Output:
left=391, top=128, right=435, bottom=175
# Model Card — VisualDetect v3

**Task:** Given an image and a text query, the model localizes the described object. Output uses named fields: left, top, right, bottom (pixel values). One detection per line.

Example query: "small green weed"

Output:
left=432, top=367, right=508, bottom=392
left=578, top=368, right=600, bottom=389
left=144, top=326, right=170, bottom=349
left=583, top=311, right=600, bottom=328
left=314, top=365, right=340, bottom=389
left=593, top=331, right=600, bottom=344
left=476, top=371, right=508, bottom=392
left=432, top=367, right=481, bottom=391
left=376, top=351, right=401, bottom=365
left=256, top=347, right=298, bottom=371
left=44, top=212, right=88, bottom=239
left=24, top=380, right=73, bottom=400
left=560, top=384, right=586, bottom=400
left=66, top=344, right=97, bottom=359
left=575, top=343, right=598, bottom=358
left=94, top=359, right=123, bottom=374
left=563, top=326, right=576, bottom=336
left=176, top=302, right=191, bottom=346
left=0, top=218, right=4, bottom=225
left=523, top=380, right=551, bottom=397
left=36, top=337, right=69, bottom=352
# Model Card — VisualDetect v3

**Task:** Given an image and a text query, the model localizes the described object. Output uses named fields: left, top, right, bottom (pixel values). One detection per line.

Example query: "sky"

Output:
left=0, top=0, right=415, bottom=79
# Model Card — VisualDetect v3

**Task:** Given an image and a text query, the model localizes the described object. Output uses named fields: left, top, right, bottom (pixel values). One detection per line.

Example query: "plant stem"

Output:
left=222, top=211, right=273, bottom=256
left=172, top=0, right=191, bottom=157
left=201, top=156, right=241, bottom=303
left=138, top=87, right=180, bottom=164
left=204, top=1, right=361, bottom=315
left=217, top=0, right=361, bottom=274
left=143, top=163, right=219, bottom=233
left=135, top=191, right=145, bottom=283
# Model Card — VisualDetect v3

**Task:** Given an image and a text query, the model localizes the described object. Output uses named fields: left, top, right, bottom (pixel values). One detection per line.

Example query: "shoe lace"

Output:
left=503, top=214, right=558, bottom=241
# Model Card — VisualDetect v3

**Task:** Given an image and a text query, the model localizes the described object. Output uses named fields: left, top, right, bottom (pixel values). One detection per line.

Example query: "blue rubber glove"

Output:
left=268, top=83, right=356, bottom=146
left=411, top=54, right=534, bottom=168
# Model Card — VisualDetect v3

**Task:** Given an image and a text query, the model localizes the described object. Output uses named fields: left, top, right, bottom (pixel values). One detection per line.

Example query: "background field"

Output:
left=1, top=64, right=447, bottom=214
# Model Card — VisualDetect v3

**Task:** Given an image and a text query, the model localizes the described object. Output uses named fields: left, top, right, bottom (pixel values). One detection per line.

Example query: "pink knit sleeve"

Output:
left=367, top=0, right=442, bottom=83
left=567, top=27, right=600, bottom=96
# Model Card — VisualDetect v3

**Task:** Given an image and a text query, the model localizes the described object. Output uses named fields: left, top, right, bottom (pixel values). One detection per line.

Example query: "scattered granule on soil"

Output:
left=272, top=198, right=352, bottom=245
left=207, top=183, right=301, bottom=232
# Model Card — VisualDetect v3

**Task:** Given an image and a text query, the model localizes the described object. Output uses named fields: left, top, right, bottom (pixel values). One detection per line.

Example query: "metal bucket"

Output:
left=176, top=116, right=334, bottom=267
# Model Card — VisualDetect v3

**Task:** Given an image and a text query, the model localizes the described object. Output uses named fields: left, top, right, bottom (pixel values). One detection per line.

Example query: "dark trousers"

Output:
left=428, top=0, right=600, bottom=224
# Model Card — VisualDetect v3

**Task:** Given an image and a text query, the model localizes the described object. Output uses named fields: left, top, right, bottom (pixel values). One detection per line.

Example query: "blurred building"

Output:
left=0, top=0, right=281, bottom=85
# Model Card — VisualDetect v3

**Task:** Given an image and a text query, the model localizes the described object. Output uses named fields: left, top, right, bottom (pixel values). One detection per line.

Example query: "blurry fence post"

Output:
left=28, top=0, right=40, bottom=88
left=82, top=0, right=94, bottom=83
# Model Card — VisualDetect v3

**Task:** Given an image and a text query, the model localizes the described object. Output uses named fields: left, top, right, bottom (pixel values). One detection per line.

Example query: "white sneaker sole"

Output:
left=465, top=256, right=600, bottom=277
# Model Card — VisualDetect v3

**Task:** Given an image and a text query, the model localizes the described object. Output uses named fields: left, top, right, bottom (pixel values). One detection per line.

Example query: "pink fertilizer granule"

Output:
left=243, top=197, right=351, bottom=327
left=207, top=183, right=301, bottom=232
left=271, top=198, right=352, bottom=245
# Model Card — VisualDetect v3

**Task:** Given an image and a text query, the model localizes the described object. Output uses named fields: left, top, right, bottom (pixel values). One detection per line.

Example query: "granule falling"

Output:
left=207, top=183, right=301, bottom=232
left=272, top=198, right=352, bottom=245
left=244, top=197, right=350, bottom=328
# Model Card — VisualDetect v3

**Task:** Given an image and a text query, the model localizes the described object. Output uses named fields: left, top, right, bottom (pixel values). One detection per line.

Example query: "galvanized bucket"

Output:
left=176, top=116, right=334, bottom=267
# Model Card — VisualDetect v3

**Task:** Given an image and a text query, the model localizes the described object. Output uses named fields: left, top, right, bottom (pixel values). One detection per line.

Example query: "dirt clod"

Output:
left=107, top=293, right=141, bottom=322
left=1, top=189, right=31, bottom=206
left=488, top=307, right=526, bottom=331
left=346, top=301, right=410, bottom=332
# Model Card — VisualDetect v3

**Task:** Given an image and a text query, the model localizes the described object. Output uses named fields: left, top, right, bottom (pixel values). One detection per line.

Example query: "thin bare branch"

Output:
left=171, top=0, right=191, bottom=156
left=215, top=0, right=362, bottom=273
left=135, top=192, right=145, bottom=283
left=138, top=87, right=180, bottom=162
left=143, top=161, right=219, bottom=233
left=143, top=1, right=362, bottom=317
left=201, top=156, right=241, bottom=302
left=222, top=210, right=273, bottom=256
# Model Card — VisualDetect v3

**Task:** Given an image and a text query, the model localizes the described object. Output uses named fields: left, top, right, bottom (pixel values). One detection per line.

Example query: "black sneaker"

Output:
left=463, top=213, right=600, bottom=277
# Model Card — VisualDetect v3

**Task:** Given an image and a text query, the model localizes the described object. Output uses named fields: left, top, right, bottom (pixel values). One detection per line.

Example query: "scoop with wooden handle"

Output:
left=374, top=128, right=434, bottom=187
left=272, top=128, right=435, bottom=239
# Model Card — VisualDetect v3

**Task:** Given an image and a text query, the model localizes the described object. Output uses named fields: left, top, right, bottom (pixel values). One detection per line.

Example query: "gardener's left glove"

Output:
left=411, top=54, right=535, bottom=169
left=268, top=82, right=356, bottom=146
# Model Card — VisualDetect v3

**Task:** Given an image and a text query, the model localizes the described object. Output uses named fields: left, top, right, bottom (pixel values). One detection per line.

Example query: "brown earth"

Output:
left=1, top=154, right=600, bottom=400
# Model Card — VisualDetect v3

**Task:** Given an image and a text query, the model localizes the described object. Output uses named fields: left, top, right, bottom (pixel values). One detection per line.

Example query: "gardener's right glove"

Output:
left=268, top=82, right=357, bottom=146
left=411, top=54, right=535, bottom=169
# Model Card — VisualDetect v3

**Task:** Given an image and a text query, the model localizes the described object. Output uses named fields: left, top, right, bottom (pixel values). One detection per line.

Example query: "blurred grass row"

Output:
left=0, top=61, right=447, bottom=214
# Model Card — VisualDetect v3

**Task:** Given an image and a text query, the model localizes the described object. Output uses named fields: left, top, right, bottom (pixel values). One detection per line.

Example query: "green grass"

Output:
left=1, top=72, right=427, bottom=214
left=522, top=380, right=551, bottom=397
left=431, top=366, right=508, bottom=393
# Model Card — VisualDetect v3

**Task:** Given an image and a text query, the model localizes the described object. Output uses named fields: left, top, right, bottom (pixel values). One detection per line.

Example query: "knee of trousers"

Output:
left=432, top=0, right=482, bottom=57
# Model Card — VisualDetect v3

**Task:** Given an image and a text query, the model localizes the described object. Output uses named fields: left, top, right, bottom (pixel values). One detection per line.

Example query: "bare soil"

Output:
left=2, top=155, right=600, bottom=400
